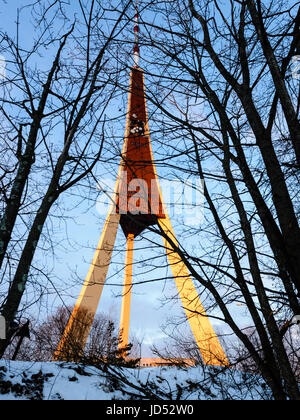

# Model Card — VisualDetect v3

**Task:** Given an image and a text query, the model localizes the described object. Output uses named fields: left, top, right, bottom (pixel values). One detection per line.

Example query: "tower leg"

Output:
left=118, top=234, right=134, bottom=357
left=158, top=215, right=229, bottom=367
left=53, top=212, right=120, bottom=361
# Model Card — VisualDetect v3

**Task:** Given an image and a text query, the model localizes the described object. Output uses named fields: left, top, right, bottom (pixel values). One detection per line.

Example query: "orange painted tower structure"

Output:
left=53, top=3, right=228, bottom=366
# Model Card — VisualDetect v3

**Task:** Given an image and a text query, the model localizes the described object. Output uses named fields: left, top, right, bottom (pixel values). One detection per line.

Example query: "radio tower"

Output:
left=54, top=1, right=228, bottom=366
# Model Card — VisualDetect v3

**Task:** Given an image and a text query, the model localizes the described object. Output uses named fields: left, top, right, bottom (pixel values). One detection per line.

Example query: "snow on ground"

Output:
left=0, top=360, right=271, bottom=400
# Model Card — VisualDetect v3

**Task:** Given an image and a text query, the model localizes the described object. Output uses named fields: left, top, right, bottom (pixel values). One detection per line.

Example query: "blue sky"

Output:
left=0, top=0, right=252, bottom=358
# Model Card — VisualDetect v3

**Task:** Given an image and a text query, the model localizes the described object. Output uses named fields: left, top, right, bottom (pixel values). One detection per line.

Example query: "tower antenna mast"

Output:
left=133, top=0, right=140, bottom=67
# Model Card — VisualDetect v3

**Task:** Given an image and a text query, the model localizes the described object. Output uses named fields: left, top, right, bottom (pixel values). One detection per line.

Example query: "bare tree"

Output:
left=0, top=0, right=132, bottom=356
left=113, top=0, right=300, bottom=400
left=3, top=306, right=119, bottom=362
left=1, top=0, right=299, bottom=401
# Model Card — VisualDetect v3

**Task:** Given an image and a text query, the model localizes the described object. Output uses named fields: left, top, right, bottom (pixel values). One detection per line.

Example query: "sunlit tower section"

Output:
left=53, top=2, right=228, bottom=367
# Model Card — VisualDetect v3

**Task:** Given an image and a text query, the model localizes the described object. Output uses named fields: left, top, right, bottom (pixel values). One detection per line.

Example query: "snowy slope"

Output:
left=0, top=360, right=271, bottom=400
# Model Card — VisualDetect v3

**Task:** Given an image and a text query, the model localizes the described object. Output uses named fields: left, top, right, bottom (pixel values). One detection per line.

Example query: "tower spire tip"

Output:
left=133, top=0, right=140, bottom=67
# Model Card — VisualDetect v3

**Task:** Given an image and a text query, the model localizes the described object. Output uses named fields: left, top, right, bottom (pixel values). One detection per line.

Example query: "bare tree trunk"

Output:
left=0, top=30, right=71, bottom=270
left=0, top=0, right=130, bottom=357
left=221, top=130, right=300, bottom=400
left=189, top=0, right=300, bottom=296
left=246, top=0, right=300, bottom=167
left=238, top=91, right=300, bottom=296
